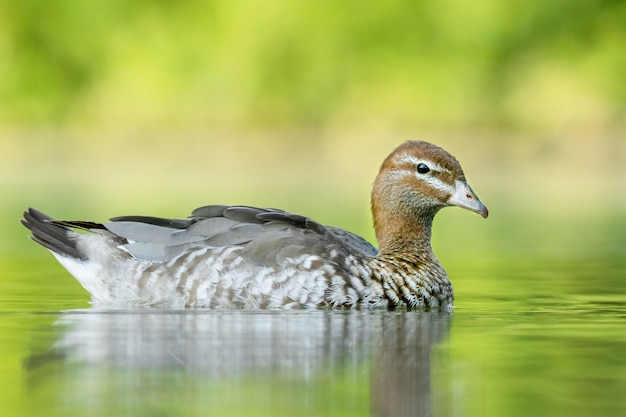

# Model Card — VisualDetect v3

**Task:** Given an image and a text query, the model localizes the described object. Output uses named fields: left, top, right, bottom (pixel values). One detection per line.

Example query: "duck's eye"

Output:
left=416, top=163, right=430, bottom=174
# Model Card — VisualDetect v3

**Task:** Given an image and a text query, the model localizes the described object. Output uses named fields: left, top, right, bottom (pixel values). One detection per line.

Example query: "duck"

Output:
left=21, top=140, right=488, bottom=310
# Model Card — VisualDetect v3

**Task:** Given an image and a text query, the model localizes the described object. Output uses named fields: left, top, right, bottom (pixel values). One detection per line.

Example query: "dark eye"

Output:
left=416, top=163, right=430, bottom=174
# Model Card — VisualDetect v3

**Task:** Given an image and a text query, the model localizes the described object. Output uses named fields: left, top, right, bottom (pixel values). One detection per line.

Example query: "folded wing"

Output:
left=107, top=205, right=378, bottom=263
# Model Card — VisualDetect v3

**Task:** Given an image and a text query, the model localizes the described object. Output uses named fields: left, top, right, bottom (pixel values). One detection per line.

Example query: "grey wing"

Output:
left=106, top=205, right=378, bottom=263
left=106, top=206, right=262, bottom=262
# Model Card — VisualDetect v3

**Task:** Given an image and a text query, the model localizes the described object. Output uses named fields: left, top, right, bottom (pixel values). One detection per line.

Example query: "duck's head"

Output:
left=372, top=140, right=488, bottom=253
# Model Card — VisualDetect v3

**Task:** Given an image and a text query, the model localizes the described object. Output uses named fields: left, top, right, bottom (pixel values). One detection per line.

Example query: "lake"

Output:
left=1, top=204, right=625, bottom=417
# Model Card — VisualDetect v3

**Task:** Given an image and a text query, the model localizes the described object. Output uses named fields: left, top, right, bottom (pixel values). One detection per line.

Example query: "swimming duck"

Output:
left=22, top=140, right=488, bottom=309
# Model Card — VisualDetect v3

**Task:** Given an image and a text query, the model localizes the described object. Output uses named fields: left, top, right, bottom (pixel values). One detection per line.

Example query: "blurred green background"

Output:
left=2, top=0, right=626, bottom=130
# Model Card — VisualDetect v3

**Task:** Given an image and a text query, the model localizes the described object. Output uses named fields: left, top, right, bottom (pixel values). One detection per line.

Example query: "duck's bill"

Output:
left=449, top=180, right=489, bottom=218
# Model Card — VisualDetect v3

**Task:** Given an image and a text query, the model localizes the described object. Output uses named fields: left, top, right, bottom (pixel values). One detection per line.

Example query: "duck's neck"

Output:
left=372, top=204, right=439, bottom=256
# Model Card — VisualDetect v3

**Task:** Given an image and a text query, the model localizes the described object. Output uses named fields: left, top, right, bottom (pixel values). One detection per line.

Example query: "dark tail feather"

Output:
left=21, top=208, right=86, bottom=260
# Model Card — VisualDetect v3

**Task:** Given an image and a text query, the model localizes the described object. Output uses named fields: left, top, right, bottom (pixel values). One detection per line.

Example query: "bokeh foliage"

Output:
left=1, top=0, right=624, bottom=131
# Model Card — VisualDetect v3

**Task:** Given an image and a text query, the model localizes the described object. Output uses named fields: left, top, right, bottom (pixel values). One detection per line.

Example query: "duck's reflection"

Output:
left=26, top=310, right=451, bottom=417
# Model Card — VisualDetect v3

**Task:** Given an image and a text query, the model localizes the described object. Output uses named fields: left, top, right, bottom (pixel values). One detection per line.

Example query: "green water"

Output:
left=1, top=208, right=625, bottom=417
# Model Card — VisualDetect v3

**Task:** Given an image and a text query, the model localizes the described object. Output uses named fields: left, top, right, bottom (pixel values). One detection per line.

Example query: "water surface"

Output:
left=1, top=212, right=625, bottom=417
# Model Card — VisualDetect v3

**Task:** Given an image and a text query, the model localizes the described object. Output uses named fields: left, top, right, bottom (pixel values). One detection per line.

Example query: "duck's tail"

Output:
left=21, top=208, right=106, bottom=260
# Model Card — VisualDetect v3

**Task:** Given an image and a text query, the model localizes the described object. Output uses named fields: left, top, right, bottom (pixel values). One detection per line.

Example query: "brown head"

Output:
left=371, top=141, right=488, bottom=255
